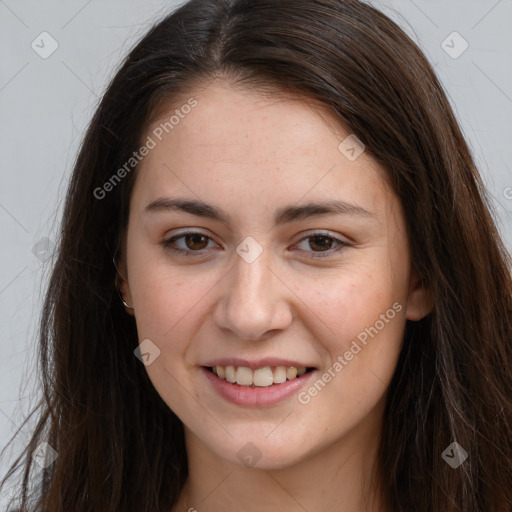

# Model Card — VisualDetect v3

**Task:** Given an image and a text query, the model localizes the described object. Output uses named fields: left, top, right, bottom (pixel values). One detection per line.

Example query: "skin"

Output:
left=119, top=79, right=433, bottom=512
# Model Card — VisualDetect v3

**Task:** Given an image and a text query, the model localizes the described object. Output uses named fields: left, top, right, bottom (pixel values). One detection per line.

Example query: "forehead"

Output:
left=132, top=81, right=398, bottom=226
left=147, top=81, right=347, bottom=159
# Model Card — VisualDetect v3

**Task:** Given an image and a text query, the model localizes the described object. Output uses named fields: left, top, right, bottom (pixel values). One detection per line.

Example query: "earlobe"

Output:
left=405, top=271, right=434, bottom=321
left=113, top=257, right=135, bottom=314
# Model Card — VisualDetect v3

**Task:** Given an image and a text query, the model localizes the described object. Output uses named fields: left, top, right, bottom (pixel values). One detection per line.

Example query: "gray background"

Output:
left=1, top=0, right=511, bottom=499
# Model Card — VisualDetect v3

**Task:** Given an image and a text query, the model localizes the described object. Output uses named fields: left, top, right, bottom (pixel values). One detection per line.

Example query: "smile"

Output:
left=207, top=365, right=311, bottom=387
left=202, top=364, right=317, bottom=407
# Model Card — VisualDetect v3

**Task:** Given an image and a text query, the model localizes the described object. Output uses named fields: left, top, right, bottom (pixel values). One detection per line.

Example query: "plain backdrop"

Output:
left=1, top=0, right=511, bottom=500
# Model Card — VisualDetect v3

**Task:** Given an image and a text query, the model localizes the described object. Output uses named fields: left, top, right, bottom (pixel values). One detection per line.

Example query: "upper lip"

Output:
left=202, top=357, right=316, bottom=370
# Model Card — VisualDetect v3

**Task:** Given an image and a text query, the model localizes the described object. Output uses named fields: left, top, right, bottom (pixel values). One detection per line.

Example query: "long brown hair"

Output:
left=2, top=0, right=511, bottom=510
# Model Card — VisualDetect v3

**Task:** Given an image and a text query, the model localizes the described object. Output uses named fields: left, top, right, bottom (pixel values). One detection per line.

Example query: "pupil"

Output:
left=310, top=235, right=332, bottom=251
left=186, top=234, right=208, bottom=250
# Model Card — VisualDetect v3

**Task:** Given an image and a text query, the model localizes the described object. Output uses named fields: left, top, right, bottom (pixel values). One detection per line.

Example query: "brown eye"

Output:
left=294, top=232, right=349, bottom=258
left=161, top=231, right=218, bottom=256
left=183, top=233, right=209, bottom=250
left=308, top=235, right=335, bottom=252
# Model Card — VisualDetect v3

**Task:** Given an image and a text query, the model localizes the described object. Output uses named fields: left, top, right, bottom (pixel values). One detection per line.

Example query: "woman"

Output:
left=1, top=0, right=511, bottom=510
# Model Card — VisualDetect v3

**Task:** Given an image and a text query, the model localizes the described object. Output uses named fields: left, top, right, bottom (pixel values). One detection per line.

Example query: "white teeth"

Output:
left=273, top=366, right=287, bottom=383
left=253, top=367, right=274, bottom=387
left=210, top=365, right=308, bottom=387
left=286, top=367, right=297, bottom=380
left=225, top=366, right=236, bottom=383
left=236, top=366, right=253, bottom=386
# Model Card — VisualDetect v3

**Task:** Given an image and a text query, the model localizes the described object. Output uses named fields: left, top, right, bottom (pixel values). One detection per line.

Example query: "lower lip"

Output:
left=201, top=367, right=316, bottom=407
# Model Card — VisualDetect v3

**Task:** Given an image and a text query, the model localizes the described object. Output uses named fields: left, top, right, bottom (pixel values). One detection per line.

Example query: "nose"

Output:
left=212, top=248, right=293, bottom=341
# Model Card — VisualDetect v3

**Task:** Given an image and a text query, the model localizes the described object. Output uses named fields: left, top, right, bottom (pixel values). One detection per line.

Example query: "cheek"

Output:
left=293, top=256, right=407, bottom=392
left=298, top=261, right=404, bottom=341
left=127, top=262, right=209, bottom=408
left=127, top=238, right=210, bottom=332
left=299, top=273, right=405, bottom=431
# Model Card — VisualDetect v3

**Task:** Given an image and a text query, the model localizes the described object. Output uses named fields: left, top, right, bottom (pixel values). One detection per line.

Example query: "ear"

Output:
left=405, top=270, right=434, bottom=321
left=115, top=258, right=135, bottom=316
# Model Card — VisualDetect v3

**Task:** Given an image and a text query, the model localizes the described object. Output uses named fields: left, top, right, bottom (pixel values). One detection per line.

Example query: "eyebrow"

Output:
left=144, top=198, right=375, bottom=226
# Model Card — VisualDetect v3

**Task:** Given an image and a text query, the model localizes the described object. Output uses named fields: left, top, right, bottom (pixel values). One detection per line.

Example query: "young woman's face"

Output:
left=121, top=81, right=431, bottom=469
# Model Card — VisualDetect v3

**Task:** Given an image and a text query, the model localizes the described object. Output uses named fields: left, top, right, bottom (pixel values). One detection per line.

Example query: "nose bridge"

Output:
left=214, top=246, right=291, bottom=340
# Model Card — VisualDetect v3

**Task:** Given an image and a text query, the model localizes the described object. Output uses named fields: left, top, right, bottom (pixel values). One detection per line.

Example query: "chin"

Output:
left=211, top=433, right=312, bottom=471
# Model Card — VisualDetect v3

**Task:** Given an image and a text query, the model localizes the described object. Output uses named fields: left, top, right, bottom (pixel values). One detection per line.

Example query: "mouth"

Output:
left=204, top=365, right=316, bottom=387
left=202, top=363, right=317, bottom=407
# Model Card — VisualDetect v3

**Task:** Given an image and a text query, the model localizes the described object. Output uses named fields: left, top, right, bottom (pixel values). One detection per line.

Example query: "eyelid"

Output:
left=292, top=229, right=348, bottom=244
left=161, top=229, right=350, bottom=258
left=162, top=229, right=221, bottom=250
left=290, top=230, right=349, bottom=258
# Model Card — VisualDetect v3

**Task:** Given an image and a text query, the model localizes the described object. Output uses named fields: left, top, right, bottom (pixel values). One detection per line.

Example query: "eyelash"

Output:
left=161, top=230, right=349, bottom=259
